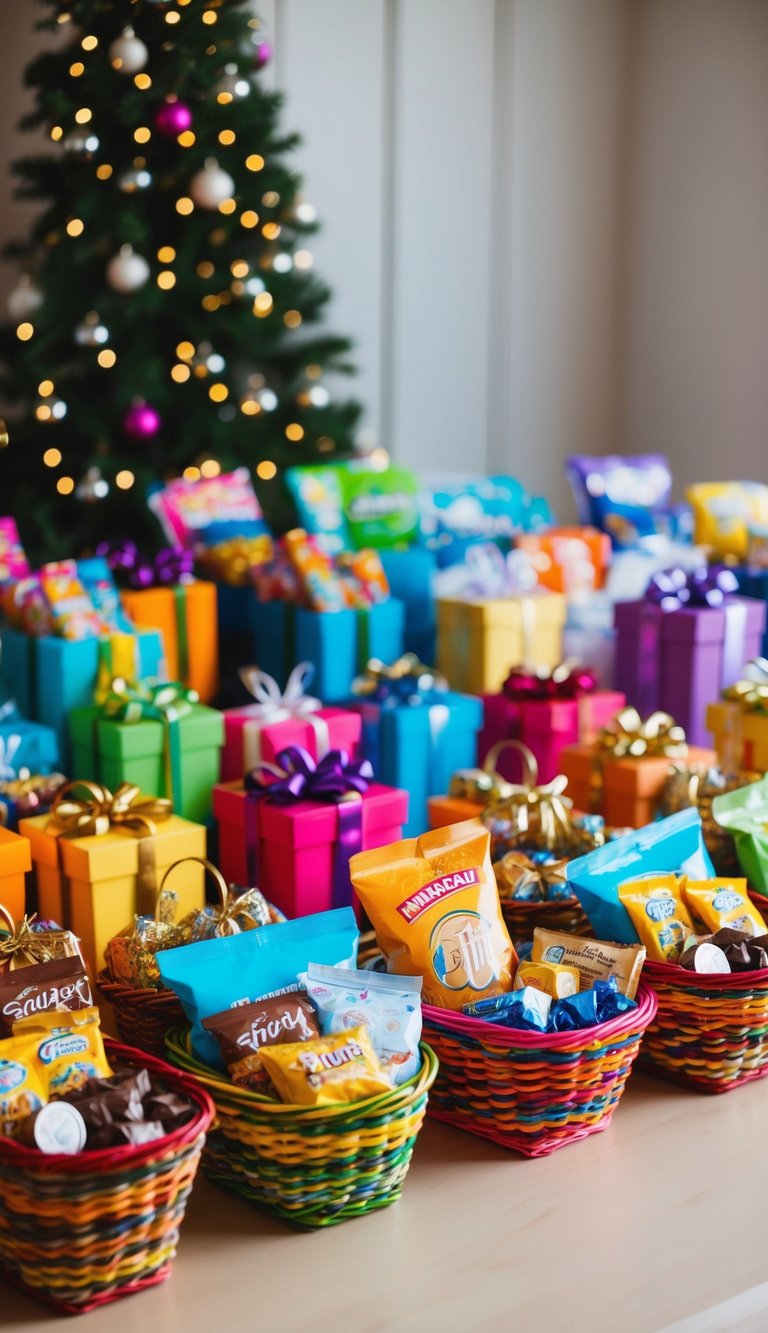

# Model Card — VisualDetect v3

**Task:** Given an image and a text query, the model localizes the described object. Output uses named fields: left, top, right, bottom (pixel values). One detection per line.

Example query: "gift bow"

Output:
left=0, top=734, right=24, bottom=783
left=97, top=539, right=195, bottom=590
left=51, top=779, right=172, bottom=839
left=723, top=658, right=768, bottom=711
left=502, top=659, right=598, bottom=701
left=645, top=565, right=739, bottom=611
left=494, top=852, right=570, bottom=902
left=100, top=678, right=198, bottom=724
left=239, top=662, right=321, bottom=720
left=0, top=910, right=57, bottom=970
left=464, top=543, right=539, bottom=599
left=352, top=653, right=448, bottom=704
left=480, top=741, right=582, bottom=855
left=246, top=745, right=372, bottom=804
left=598, top=707, right=688, bottom=759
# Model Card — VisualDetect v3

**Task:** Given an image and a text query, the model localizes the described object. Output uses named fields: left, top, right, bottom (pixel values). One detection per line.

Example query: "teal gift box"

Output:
left=247, top=599, right=405, bottom=703
left=350, top=690, right=483, bottom=837
left=0, top=716, right=59, bottom=777
left=379, top=548, right=436, bottom=663
left=69, top=702, right=224, bottom=825
left=0, top=627, right=165, bottom=767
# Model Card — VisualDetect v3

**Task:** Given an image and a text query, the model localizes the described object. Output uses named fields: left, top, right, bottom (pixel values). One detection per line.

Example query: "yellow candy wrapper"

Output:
left=350, top=818, right=516, bottom=1010
left=12, top=1006, right=111, bottom=1099
left=618, top=873, right=694, bottom=962
left=0, top=1036, right=47, bottom=1137
left=258, top=1026, right=392, bottom=1107
left=513, top=960, right=579, bottom=999
left=682, top=877, right=767, bottom=939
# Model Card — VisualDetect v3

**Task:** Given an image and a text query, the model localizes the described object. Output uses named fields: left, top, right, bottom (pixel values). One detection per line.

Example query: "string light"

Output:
left=240, top=210, right=258, bottom=229
left=178, top=131, right=195, bottom=147
left=43, top=448, right=61, bottom=467
left=209, top=383, right=228, bottom=402
left=75, top=108, right=92, bottom=124
left=317, top=437, right=335, bottom=453
left=66, top=218, right=84, bottom=237
left=57, top=476, right=75, bottom=494
left=50, top=126, right=64, bottom=141
left=36, top=406, right=52, bottom=422
left=231, top=260, right=248, bottom=278
left=256, top=460, right=277, bottom=480
left=69, top=62, right=84, bottom=77
left=134, top=126, right=151, bottom=144
left=285, top=423, right=304, bottom=441
left=183, top=465, right=201, bottom=481
left=97, top=349, right=117, bottom=367
left=158, top=246, right=176, bottom=263
left=218, top=199, right=237, bottom=215
left=96, top=164, right=113, bottom=180
left=196, top=261, right=214, bottom=278
left=283, top=310, right=302, bottom=328
left=135, top=73, right=152, bottom=90
left=38, top=380, right=54, bottom=397
left=16, top=323, right=34, bottom=341
left=241, top=398, right=259, bottom=415
left=171, top=363, right=191, bottom=382
left=165, top=9, right=180, bottom=22
left=176, top=341, right=195, bottom=360
left=262, top=191, right=280, bottom=207
left=294, top=250, right=313, bottom=269
left=116, top=470, right=135, bottom=489
left=306, top=364, right=323, bottom=379
left=218, top=130, right=236, bottom=145
left=202, top=9, right=217, bottom=23
left=81, top=35, right=98, bottom=50
left=246, top=154, right=264, bottom=172
left=157, top=271, right=176, bottom=290
left=262, top=222, right=281, bottom=240
left=253, top=293, right=273, bottom=317
left=202, top=294, right=219, bottom=311
left=200, top=459, right=221, bottom=477
left=176, top=197, right=194, bottom=214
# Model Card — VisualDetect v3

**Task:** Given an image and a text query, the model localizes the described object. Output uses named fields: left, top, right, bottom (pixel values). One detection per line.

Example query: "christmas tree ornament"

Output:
left=253, top=40, right=272, bottom=70
left=189, top=159, right=235, bottom=209
left=7, top=274, right=42, bottom=320
left=106, top=245, right=150, bottom=292
left=108, top=27, right=148, bottom=74
left=117, top=166, right=153, bottom=193
left=74, top=312, right=109, bottom=346
left=61, top=130, right=100, bottom=155
left=123, top=401, right=161, bottom=439
left=154, top=96, right=193, bottom=138
left=76, top=466, right=109, bottom=501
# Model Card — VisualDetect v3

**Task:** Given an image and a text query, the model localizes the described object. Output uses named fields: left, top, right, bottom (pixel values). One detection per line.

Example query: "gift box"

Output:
left=562, top=593, right=616, bottom=688
left=514, top=526, right=611, bottom=594
left=731, top=567, right=768, bottom=656
left=0, top=825, right=32, bottom=919
left=379, top=547, right=436, bottom=662
left=121, top=580, right=219, bottom=703
left=221, top=664, right=361, bottom=781
left=559, top=740, right=717, bottom=829
left=0, top=626, right=164, bottom=766
left=350, top=690, right=483, bottom=838
left=19, top=804, right=206, bottom=971
left=427, top=794, right=484, bottom=829
left=0, top=716, right=59, bottom=779
left=436, top=593, right=566, bottom=695
left=69, top=699, right=224, bottom=826
left=478, top=680, right=626, bottom=785
left=247, top=598, right=405, bottom=703
left=213, top=778, right=408, bottom=918
left=614, top=584, right=766, bottom=747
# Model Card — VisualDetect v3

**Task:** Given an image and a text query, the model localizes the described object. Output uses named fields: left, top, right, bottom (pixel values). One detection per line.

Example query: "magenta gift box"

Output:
left=614, top=596, right=766, bottom=746
left=220, top=706, right=362, bottom=782
left=478, top=689, right=625, bottom=783
left=212, top=779, right=408, bottom=918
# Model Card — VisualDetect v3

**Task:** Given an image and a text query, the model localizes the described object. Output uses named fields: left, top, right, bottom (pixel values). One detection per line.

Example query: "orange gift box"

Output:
left=515, top=527, right=611, bottom=593
left=121, top=581, right=218, bottom=703
left=0, top=826, right=31, bottom=920
left=427, top=795, right=484, bottom=829
left=559, top=742, right=717, bottom=829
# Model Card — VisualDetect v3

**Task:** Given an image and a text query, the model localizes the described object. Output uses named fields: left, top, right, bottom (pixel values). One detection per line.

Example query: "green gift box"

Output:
left=69, top=702, right=224, bottom=825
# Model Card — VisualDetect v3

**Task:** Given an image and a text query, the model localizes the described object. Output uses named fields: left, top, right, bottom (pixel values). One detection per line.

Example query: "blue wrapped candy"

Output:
left=462, top=985, right=550, bottom=1031
left=547, top=977, right=637, bottom=1033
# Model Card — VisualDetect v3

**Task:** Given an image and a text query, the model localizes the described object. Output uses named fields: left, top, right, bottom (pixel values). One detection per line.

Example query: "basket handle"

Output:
left=0, top=904, right=15, bottom=934
left=482, top=739, right=538, bottom=786
left=156, top=856, right=229, bottom=924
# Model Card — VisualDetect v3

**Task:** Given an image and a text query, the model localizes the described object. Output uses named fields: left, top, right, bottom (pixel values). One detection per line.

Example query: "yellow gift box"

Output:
left=706, top=701, right=747, bottom=769
left=436, top=593, right=566, bottom=695
left=19, top=811, right=206, bottom=971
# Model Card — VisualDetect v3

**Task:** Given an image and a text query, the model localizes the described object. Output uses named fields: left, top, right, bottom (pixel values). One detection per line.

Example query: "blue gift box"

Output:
left=0, top=717, right=59, bottom=777
left=350, top=690, right=483, bottom=837
left=0, top=628, right=165, bottom=767
left=732, top=567, right=768, bottom=656
left=247, top=599, right=405, bottom=703
left=379, top=548, right=436, bottom=663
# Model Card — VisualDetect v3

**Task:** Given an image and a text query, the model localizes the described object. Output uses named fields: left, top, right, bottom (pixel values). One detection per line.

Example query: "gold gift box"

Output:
left=436, top=593, right=566, bottom=695
left=18, top=812, right=206, bottom=971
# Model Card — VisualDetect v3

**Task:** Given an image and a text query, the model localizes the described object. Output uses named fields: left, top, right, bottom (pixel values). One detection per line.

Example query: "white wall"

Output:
left=0, top=0, right=765, bottom=515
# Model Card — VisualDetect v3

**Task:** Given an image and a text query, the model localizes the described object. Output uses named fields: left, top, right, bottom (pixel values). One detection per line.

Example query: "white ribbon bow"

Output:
left=237, top=662, right=329, bottom=771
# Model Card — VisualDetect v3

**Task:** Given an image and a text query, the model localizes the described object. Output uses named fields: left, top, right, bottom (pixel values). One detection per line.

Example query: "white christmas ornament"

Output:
left=8, top=275, right=43, bottom=320
left=190, top=160, right=235, bottom=209
left=106, top=245, right=150, bottom=293
left=109, top=27, right=148, bottom=74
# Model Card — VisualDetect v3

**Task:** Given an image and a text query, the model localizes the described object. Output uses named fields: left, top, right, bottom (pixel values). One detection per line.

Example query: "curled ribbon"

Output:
left=645, top=565, right=739, bottom=611
left=479, top=742, right=587, bottom=855
left=352, top=653, right=448, bottom=705
left=597, top=707, right=688, bottom=760
left=51, top=779, right=172, bottom=838
left=239, top=662, right=320, bottom=718
left=494, top=852, right=571, bottom=903
left=0, top=908, right=58, bottom=971
left=97, top=539, right=195, bottom=590
left=502, top=659, right=598, bottom=701
left=156, top=856, right=273, bottom=935
left=723, top=658, right=768, bottom=712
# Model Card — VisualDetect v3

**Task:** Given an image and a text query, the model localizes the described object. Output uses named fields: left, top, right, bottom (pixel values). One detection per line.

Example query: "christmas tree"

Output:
left=0, top=0, right=362, bottom=561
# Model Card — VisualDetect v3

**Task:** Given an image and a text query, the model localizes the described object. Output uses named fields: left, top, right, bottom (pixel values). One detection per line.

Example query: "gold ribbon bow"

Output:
left=479, top=742, right=589, bottom=856
left=155, top=856, right=272, bottom=935
left=723, top=660, right=768, bottom=712
left=449, top=739, right=533, bottom=805
left=352, top=652, right=448, bottom=696
left=597, top=707, right=688, bottom=760
left=494, top=852, right=570, bottom=902
left=0, top=907, right=57, bottom=971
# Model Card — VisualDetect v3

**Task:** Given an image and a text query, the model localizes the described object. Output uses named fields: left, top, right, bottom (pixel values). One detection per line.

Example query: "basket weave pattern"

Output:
left=500, top=896, right=592, bottom=942
left=98, top=970, right=187, bottom=1059
left=0, top=1040, right=214, bottom=1314
left=422, top=981, right=658, bottom=1157
left=164, top=1026, right=437, bottom=1228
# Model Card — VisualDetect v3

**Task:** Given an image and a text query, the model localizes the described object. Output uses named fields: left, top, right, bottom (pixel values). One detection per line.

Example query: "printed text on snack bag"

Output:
left=396, top=869, right=481, bottom=924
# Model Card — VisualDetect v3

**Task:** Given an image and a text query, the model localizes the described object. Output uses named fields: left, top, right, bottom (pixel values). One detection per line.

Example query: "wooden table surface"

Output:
left=4, top=1070, right=768, bottom=1333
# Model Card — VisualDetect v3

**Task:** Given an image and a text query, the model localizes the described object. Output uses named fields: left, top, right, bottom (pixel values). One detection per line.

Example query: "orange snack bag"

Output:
left=350, top=818, right=516, bottom=1009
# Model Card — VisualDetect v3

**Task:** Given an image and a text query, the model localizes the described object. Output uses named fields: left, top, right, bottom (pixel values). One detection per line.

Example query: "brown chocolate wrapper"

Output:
left=203, top=991, right=320, bottom=1090
left=0, top=956, right=92, bottom=1037
left=57, top=1066, right=193, bottom=1150
left=680, top=927, right=768, bottom=973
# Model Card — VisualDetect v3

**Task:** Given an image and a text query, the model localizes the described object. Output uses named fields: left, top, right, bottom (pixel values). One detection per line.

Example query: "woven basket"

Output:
left=0, top=1040, right=214, bottom=1315
left=164, top=1026, right=437, bottom=1229
left=641, top=960, right=768, bottom=1093
left=421, top=981, right=658, bottom=1157
left=499, top=895, right=591, bottom=942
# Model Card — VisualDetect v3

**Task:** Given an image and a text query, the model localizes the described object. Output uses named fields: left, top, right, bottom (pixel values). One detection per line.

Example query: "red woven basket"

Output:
left=421, top=981, right=658, bottom=1157
left=0, top=1039, right=215, bottom=1315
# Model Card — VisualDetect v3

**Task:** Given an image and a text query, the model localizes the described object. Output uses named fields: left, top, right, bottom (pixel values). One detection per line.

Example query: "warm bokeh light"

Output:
left=135, top=73, right=152, bottom=90
left=57, top=476, right=75, bottom=494
left=96, top=164, right=113, bottom=180
left=178, top=130, right=196, bottom=148
left=116, top=470, right=135, bottom=489
left=157, top=270, right=176, bottom=290
left=240, top=210, right=259, bottom=229
left=134, top=126, right=151, bottom=144
left=81, top=35, right=98, bottom=50
left=283, top=310, right=302, bottom=328
left=176, top=197, right=194, bottom=215
left=158, top=246, right=176, bottom=263
left=75, top=108, right=92, bottom=124
left=200, top=458, right=221, bottom=477
left=43, top=448, right=62, bottom=467
left=176, top=340, right=195, bottom=360
left=183, top=465, right=201, bottom=481
left=209, top=382, right=228, bottom=402
left=171, top=363, right=191, bottom=382
left=66, top=218, right=84, bottom=237
left=219, top=130, right=236, bottom=145
left=246, top=154, right=264, bottom=172
left=285, top=423, right=304, bottom=441
left=253, top=292, right=273, bottom=317
left=97, top=349, right=117, bottom=367
left=38, top=380, right=54, bottom=398
left=16, top=323, right=34, bottom=341
left=256, top=460, right=277, bottom=480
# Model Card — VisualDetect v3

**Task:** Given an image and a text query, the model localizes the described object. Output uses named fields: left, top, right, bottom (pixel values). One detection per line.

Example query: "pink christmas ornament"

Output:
left=254, top=40, right=272, bottom=70
left=123, top=402, right=161, bottom=439
left=154, top=98, right=193, bottom=138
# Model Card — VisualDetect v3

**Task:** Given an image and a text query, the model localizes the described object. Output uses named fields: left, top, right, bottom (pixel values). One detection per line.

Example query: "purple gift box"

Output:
left=614, top=594, right=766, bottom=746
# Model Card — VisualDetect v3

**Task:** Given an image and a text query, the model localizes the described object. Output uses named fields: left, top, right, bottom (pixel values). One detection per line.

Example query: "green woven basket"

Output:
left=164, top=1026, right=438, bottom=1229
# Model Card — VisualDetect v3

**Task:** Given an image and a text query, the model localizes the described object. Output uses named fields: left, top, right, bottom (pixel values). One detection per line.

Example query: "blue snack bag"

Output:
left=284, top=464, right=349, bottom=554
left=76, top=557, right=134, bottom=633
left=565, top=453, right=673, bottom=549
left=158, top=907, right=359, bottom=1067
left=566, top=809, right=714, bottom=944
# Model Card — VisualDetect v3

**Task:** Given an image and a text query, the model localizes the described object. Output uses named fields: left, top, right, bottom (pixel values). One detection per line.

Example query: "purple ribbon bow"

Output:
left=97, top=540, right=195, bottom=590
left=244, top=745, right=372, bottom=909
left=645, top=564, right=739, bottom=612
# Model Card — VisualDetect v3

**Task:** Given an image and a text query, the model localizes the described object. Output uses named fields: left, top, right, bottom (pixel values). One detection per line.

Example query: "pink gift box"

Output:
left=478, top=689, right=626, bottom=783
left=221, top=705, right=362, bottom=782
left=212, top=779, right=409, bottom=918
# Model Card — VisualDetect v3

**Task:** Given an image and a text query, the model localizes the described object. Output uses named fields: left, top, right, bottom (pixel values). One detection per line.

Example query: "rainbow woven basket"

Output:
left=98, top=971, right=187, bottom=1059
left=164, top=1026, right=437, bottom=1228
left=641, top=960, right=768, bottom=1093
left=421, top=981, right=658, bottom=1157
left=0, top=1040, right=214, bottom=1315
